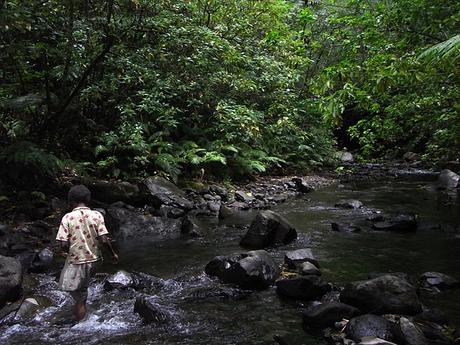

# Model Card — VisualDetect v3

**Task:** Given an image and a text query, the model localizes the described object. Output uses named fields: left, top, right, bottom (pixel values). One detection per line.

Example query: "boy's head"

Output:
left=68, top=185, right=91, bottom=205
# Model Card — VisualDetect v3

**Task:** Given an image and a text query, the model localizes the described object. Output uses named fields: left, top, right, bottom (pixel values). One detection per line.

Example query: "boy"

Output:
left=56, top=185, right=119, bottom=322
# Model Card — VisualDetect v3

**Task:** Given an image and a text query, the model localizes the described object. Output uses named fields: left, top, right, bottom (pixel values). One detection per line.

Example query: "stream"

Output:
left=1, top=174, right=460, bottom=345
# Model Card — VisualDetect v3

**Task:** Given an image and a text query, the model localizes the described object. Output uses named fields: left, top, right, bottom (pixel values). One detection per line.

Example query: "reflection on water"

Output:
left=1, top=177, right=459, bottom=344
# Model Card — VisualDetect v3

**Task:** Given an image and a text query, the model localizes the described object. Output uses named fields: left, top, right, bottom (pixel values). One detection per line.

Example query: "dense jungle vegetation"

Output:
left=0, top=0, right=459, bottom=188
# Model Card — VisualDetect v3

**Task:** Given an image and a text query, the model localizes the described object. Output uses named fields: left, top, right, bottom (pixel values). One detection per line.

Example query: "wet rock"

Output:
left=183, top=286, right=250, bottom=302
left=419, top=272, right=460, bottom=291
left=240, top=210, right=297, bottom=249
left=276, top=276, right=331, bottom=300
left=335, top=199, right=363, bottom=209
left=205, top=250, right=279, bottom=290
left=372, top=214, right=417, bottom=232
left=292, top=177, right=314, bottom=193
left=284, top=248, right=319, bottom=269
left=438, top=169, right=460, bottom=190
left=134, top=296, right=170, bottom=324
left=29, top=247, right=54, bottom=273
left=341, top=274, right=422, bottom=315
left=396, top=317, right=429, bottom=345
left=157, top=205, right=185, bottom=218
left=234, top=190, right=254, bottom=203
left=299, top=262, right=321, bottom=276
left=331, top=222, right=361, bottom=233
left=207, top=200, right=221, bottom=213
left=218, top=204, right=234, bottom=220
left=108, top=206, right=182, bottom=239
left=0, top=255, right=23, bottom=308
left=15, top=296, right=52, bottom=320
left=210, top=185, right=228, bottom=201
left=413, top=308, right=448, bottom=325
left=144, top=176, right=193, bottom=210
left=417, top=322, right=451, bottom=345
left=303, top=302, right=360, bottom=329
left=346, top=314, right=394, bottom=342
left=181, top=215, right=201, bottom=237
left=341, top=152, right=354, bottom=163
left=104, top=270, right=134, bottom=290
left=0, top=224, right=7, bottom=236
left=367, top=272, right=411, bottom=281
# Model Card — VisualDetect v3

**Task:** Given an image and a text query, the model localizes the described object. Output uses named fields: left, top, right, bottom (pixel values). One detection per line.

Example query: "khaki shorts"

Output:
left=59, top=258, right=98, bottom=302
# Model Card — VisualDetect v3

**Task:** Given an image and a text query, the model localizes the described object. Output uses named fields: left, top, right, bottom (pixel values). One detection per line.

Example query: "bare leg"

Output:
left=75, top=300, right=87, bottom=321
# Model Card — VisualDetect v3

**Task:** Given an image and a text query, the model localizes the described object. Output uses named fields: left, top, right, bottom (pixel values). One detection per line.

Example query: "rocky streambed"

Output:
left=1, top=166, right=460, bottom=345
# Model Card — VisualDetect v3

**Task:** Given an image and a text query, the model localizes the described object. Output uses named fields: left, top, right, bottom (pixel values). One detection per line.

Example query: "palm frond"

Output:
left=419, top=34, right=460, bottom=63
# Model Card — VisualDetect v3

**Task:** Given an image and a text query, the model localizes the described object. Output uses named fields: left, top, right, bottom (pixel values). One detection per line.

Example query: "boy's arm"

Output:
left=99, top=235, right=119, bottom=263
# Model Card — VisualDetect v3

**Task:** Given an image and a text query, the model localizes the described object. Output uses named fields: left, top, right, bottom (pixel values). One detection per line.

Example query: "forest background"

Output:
left=1, top=0, right=459, bottom=191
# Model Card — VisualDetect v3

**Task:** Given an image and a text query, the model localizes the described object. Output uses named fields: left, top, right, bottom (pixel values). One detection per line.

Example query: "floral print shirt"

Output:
left=56, top=207, right=109, bottom=264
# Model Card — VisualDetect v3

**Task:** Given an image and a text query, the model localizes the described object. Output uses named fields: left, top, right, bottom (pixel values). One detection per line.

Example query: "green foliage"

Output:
left=420, top=35, right=460, bottom=63
left=0, top=141, right=62, bottom=185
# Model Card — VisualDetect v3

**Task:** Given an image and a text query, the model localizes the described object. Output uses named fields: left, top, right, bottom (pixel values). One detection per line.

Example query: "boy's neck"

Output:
left=74, top=203, right=88, bottom=209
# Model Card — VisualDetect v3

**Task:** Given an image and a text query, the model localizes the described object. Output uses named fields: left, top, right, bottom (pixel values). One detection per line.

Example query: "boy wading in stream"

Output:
left=56, top=185, right=119, bottom=322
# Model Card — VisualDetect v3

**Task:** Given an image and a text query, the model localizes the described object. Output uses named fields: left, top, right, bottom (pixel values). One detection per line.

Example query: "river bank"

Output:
left=1, top=164, right=460, bottom=345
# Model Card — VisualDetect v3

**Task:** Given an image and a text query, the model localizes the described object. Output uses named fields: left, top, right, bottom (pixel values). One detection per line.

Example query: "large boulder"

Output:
left=0, top=255, right=23, bottom=308
left=341, top=274, right=422, bottom=315
left=284, top=248, right=319, bottom=269
left=107, top=206, right=182, bottom=239
left=372, top=214, right=417, bottom=232
left=303, top=301, right=360, bottom=329
left=205, top=250, right=279, bottom=290
left=276, top=276, right=331, bottom=300
left=134, top=296, right=171, bottom=324
left=240, top=210, right=297, bottom=249
left=346, top=314, right=395, bottom=342
left=144, top=176, right=193, bottom=210
left=292, top=177, right=314, bottom=193
left=438, top=169, right=460, bottom=190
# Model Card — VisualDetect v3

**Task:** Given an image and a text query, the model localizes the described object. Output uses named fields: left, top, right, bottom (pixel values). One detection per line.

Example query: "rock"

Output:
left=341, top=274, right=422, bottom=315
left=303, top=302, right=360, bottom=329
left=419, top=272, right=460, bottom=290
left=86, top=179, right=147, bottom=206
left=50, top=197, right=68, bottom=211
left=134, top=296, right=170, bottom=324
left=417, top=322, right=451, bottom=345
left=403, top=152, right=420, bottom=162
left=157, top=205, right=186, bottom=218
left=144, top=176, right=193, bottom=210
left=299, top=262, right=321, bottom=276
left=104, top=270, right=135, bottom=290
left=346, top=314, right=394, bottom=342
left=341, top=151, right=354, bottom=163
left=284, top=248, right=319, bottom=268
left=276, top=276, right=331, bottom=300
left=210, top=185, right=228, bottom=201
left=181, top=215, right=201, bottom=237
left=218, top=204, right=234, bottom=220
left=16, top=297, right=52, bottom=320
left=207, top=200, right=221, bottom=213
left=413, top=308, right=448, bottom=325
left=183, top=286, right=249, bottom=302
left=372, top=214, right=417, bottom=232
left=397, top=317, right=429, bottom=345
left=29, top=247, right=54, bottom=273
left=108, top=206, right=182, bottom=239
left=331, top=222, right=361, bottom=233
left=240, top=210, right=297, bottom=249
left=438, top=169, right=460, bottom=189
left=234, top=190, right=254, bottom=203
left=335, top=199, right=363, bottom=209
left=359, top=337, right=397, bottom=345
left=292, top=177, right=314, bottom=193
left=205, top=250, right=279, bottom=290
left=0, top=255, right=23, bottom=308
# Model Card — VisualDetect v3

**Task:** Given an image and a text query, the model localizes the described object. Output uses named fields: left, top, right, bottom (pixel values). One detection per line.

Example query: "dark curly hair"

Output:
left=68, top=185, right=91, bottom=205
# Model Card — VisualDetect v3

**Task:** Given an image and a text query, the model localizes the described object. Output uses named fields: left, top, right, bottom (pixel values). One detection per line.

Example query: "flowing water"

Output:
left=2, top=174, right=460, bottom=345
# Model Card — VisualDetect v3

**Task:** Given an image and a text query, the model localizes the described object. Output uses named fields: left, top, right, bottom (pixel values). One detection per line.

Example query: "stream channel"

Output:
left=1, top=173, right=460, bottom=344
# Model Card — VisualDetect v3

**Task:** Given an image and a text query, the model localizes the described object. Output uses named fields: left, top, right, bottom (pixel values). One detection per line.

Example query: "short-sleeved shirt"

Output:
left=56, top=207, right=109, bottom=264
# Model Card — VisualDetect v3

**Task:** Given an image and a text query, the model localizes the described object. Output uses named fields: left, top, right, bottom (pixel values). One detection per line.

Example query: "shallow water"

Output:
left=1, top=176, right=460, bottom=345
